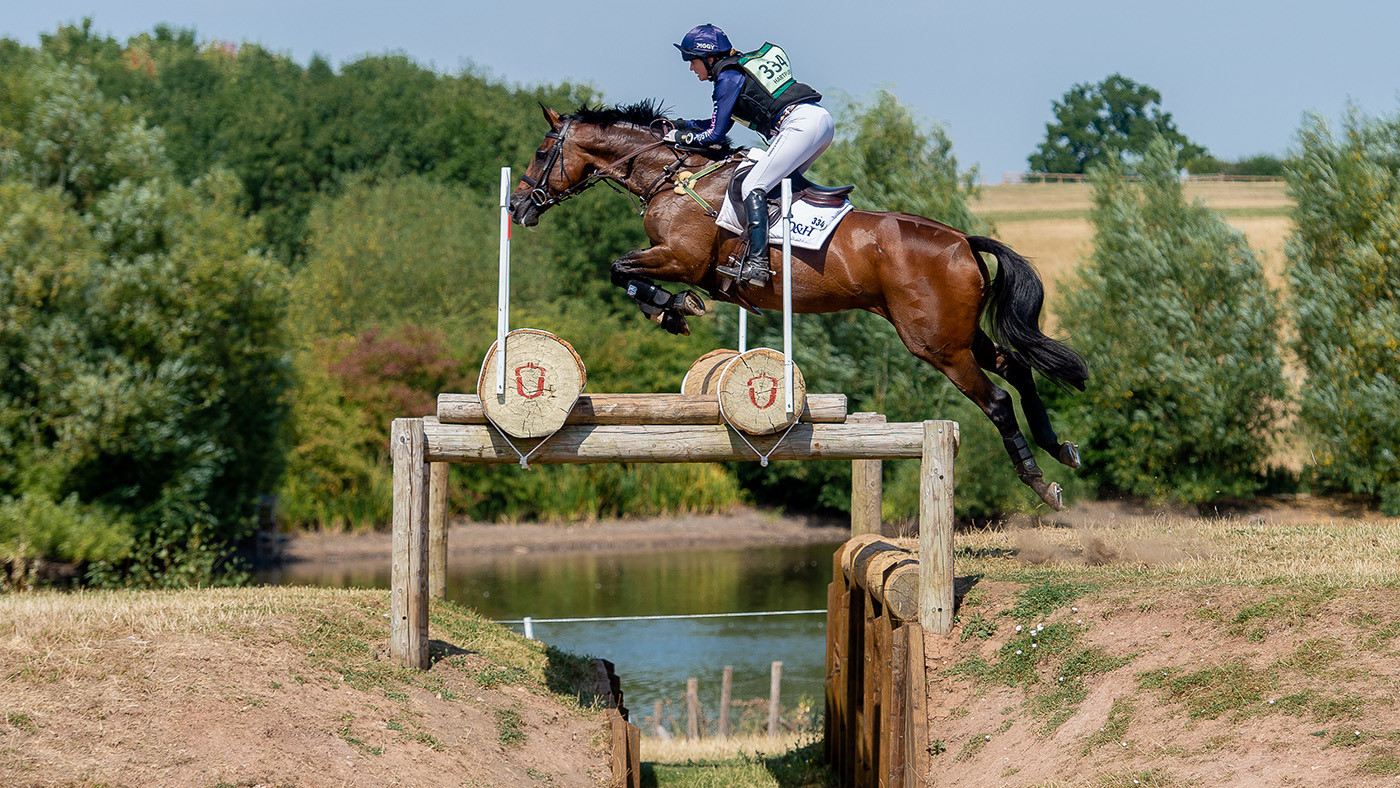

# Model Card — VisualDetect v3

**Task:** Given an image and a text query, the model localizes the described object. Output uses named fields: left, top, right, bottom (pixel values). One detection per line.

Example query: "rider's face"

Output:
left=688, top=58, right=710, bottom=81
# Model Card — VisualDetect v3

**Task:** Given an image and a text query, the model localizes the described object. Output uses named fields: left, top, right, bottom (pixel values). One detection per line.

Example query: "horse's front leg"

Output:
left=610, top=248, right=708, bottom=336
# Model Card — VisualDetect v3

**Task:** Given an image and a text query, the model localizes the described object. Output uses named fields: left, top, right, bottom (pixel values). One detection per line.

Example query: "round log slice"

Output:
left=680, top=349, right=739, bottom=395
left=716, top=348, right=807, bottom=435
left=476, top=329, right=586, bottom=439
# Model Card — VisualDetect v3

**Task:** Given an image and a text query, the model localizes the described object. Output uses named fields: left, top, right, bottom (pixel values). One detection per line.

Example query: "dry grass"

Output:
left=950, top=503, right=1400, bottom=589
left=642, top=731, right=814, bottom=763
left=970, top=181, right=1296, bottom=316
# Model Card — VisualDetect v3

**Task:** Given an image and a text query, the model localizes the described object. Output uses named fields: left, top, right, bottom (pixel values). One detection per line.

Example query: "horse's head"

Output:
left=510, top=100, right=689, bottom=227
left=509, top=106, right=592, bottom=227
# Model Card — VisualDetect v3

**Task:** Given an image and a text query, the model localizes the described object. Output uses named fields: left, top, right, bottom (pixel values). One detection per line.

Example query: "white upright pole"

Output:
left=497, top=167, right=511, bottom=395
left=738, top=309, right=748, bottom=353
left=781, top=179, right=794, bottom=416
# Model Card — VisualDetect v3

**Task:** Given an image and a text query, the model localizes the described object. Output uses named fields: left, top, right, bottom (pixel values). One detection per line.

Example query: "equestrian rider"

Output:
left=666, top=24, right=835, bottom=282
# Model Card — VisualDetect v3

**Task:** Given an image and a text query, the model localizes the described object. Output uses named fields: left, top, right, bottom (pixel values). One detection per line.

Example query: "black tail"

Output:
left=969, top=235, right=1088, bottom=391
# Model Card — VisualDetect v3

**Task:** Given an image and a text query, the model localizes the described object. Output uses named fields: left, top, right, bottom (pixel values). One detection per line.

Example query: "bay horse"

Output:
left=508, top=101, right=1087, bottom=510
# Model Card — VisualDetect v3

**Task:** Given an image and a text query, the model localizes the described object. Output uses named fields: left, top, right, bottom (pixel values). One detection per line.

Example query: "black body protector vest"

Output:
left=713, top=43, right=822, bottom=138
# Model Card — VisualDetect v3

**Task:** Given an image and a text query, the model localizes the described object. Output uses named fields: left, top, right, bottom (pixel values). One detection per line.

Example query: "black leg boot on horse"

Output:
left=719, top=190, right=773, bottom=287
left=612, top=266, right=706, bottom=336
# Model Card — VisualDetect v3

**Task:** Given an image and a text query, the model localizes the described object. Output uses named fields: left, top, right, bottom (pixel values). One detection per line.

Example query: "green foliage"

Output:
left=1029, top=74, right=1208, bottom=174
left=1286, top=109, right=1400, bottom=512
left=0, top=55, right=289, bottom=585
left=1056, top=137, right=1287, bottom=503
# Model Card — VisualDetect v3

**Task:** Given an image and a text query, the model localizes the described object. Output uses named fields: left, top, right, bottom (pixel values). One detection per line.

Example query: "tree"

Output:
left=1055, top=137, right=1286, bottom=503
left=0, top=57, right=290, bottom=585
left=1287, top=109, right=1400, bottom=514
left=1029, top=74, right=1207, bottom=174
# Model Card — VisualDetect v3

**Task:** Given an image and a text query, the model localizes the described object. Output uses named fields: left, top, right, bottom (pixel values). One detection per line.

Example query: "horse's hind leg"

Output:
left=927, top=346, right=1065, bottom=510
left=973, top=330, right=1081, bottom=469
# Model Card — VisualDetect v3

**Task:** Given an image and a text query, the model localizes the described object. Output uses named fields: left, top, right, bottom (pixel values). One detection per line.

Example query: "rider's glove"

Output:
left=668, top=130, right=704, bottom=146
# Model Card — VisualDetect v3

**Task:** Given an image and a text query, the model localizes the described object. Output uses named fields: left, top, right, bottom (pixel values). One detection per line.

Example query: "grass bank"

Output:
left=0, top=587, right=613, bottom=787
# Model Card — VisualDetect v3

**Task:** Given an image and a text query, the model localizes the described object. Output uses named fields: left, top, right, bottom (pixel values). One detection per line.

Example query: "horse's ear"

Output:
left=539, top=104, right=563, bottom=130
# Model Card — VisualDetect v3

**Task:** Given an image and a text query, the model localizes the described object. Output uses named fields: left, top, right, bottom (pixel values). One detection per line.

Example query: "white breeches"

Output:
left=740, top=103, right=835, bottom=196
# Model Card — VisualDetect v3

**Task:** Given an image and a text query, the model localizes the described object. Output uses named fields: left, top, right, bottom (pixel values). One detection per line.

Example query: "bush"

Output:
left=1287, top=109, right=1400, bottom=512
left=1055, top=137, right=1287, bottom=503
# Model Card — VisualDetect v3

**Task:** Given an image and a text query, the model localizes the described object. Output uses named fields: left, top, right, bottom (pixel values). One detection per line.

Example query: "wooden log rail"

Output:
left=438, top=392, right=849, bottom=425
left=826, top=535, right=933, bottom=788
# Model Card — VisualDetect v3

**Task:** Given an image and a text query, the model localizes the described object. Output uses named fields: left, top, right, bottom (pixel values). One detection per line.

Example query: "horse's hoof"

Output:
left=648, top=310, right=690, bottom=336
left=1058, top=441, right=1081, bottom=470
left=670, top=290, right=707, bottom=316
left=1039, top=482, right=1064, bottom=511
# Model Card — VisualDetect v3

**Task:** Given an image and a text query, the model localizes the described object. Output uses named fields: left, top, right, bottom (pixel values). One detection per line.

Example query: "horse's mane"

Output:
left=568, top=100, right=737, bottom=159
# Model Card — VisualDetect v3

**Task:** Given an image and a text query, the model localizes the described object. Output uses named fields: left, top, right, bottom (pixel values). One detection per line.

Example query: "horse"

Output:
left=508, top=101, right=1087, bottom=510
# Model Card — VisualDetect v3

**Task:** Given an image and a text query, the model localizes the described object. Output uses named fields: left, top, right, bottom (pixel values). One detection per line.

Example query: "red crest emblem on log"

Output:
left=747, top=373, right=778, bottom=409
left=514, top=362, right=547, bottom=399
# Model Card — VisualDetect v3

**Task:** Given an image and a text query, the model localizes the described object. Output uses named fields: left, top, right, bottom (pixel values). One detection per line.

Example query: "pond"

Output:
left=258, top=540, right=843, bottom=735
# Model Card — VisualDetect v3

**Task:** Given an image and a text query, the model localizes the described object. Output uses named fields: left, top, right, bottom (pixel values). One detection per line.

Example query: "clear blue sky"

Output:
left=6, top=1, right=1400, bottom=182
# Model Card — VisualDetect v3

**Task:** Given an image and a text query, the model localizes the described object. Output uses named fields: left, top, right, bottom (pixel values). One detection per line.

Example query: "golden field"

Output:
left=970, top=181, right=1294, bottom=311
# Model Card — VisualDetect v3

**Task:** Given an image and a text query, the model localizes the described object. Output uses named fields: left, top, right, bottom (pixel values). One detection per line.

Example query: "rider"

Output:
left=666, top=24, right=835, bottom=282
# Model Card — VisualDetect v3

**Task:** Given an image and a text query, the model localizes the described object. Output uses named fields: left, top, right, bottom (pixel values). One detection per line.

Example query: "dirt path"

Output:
left=278, top=507, right=852, bottom=567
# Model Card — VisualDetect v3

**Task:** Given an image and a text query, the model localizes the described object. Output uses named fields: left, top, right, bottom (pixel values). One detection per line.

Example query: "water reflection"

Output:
left=260, top=541, right=841, bottom=730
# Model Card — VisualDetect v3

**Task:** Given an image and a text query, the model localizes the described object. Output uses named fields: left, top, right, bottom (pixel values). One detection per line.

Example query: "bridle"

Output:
left=519, top=119, right=710, bottom=213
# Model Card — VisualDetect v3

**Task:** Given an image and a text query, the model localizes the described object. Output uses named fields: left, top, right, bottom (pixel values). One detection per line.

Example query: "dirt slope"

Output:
left=925, top=582, right=1400, bottom=787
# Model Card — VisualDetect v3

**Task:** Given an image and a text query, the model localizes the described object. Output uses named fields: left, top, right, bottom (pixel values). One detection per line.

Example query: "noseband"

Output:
left=519, top=120, right=680, bottom=211
left=520, top=120, right=576, bottom=208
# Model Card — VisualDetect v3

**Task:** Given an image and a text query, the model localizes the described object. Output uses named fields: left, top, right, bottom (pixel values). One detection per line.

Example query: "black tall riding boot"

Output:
left=740, top=189, right=771, bottom=285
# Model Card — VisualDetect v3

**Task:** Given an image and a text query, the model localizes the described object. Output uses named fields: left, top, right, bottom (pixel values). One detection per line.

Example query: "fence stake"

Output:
left=918, top=420, right=957, bottom=634
left=686, top=678, right=700, bottom=740
left=653, top=699, right=670, bottom=740
left=428, top=462, right=448, bottom=599
left=719, top=665, right=733, bottom=740
left=768, top=661, right=783, bottom=737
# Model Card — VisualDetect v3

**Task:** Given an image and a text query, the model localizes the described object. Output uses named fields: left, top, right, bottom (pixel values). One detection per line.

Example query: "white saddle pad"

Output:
left=716, top=193, right=853, bottom=251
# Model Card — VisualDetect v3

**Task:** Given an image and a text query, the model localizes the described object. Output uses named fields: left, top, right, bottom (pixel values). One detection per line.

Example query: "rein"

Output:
left=523, top=120, right=735, bottom=215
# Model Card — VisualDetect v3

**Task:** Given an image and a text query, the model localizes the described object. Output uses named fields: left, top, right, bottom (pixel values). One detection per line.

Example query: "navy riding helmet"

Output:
left=674, top=24, right=731, bottom=60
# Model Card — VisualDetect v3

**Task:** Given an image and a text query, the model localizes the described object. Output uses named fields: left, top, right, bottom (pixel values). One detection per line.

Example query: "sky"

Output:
left=6, top=1, right=1400, bottom=182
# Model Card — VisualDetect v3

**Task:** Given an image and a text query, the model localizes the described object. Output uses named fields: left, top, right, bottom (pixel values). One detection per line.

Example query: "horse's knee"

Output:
left=609, top=261, right=635, bottom=288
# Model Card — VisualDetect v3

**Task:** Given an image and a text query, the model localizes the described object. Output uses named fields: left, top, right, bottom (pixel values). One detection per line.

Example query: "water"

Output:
left=260, top=541, right=842, bottom=732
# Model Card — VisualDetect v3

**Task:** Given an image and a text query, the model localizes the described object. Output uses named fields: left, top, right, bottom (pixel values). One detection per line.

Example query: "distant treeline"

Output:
left=2, top=22, right=1396, bottom=588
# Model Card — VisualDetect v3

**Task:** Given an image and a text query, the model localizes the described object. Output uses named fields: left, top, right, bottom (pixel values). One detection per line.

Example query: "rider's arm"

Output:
left=677, top=69, right=742, bottom=145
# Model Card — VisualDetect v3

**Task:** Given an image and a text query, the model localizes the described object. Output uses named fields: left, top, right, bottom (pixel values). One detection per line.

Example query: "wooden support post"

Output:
left=390, top=418, right=431, bottom=669
left=768, top=661, right=783, bottom=737
left=904, top=623, right=931, bottom=788
left=686, top=678, right=699, bottom=740
left=849, top=412, right=885, bottom=537
left=918, top=420, right=957, bottom=634
left=428, top=462, right=449, bottom=599
left=887, top=621, right=908, bottom=788
left=719, top=666, right=733, bottom=740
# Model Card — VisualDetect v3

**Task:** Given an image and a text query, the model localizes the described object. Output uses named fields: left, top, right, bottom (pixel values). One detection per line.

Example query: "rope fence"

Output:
left=495, top=609, right=826, bottom=639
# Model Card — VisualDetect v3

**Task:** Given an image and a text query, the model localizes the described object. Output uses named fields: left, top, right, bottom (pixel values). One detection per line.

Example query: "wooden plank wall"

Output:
left=825, top=536, right=932, bottom=788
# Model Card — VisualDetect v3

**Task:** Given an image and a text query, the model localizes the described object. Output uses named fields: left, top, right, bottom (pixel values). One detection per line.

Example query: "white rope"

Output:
left=726, top=421, right=798, bottom=467
left=495, top=609, right=825, bottom=625
left=482, top=415, right=555, bottom=470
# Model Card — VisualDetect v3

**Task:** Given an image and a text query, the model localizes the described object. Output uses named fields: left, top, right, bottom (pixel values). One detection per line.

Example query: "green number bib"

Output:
left=738, top=43, right=795, bottom=98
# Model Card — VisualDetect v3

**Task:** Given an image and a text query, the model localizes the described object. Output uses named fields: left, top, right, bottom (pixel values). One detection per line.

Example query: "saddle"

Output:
left=726, top=162, right=855, bottom=216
